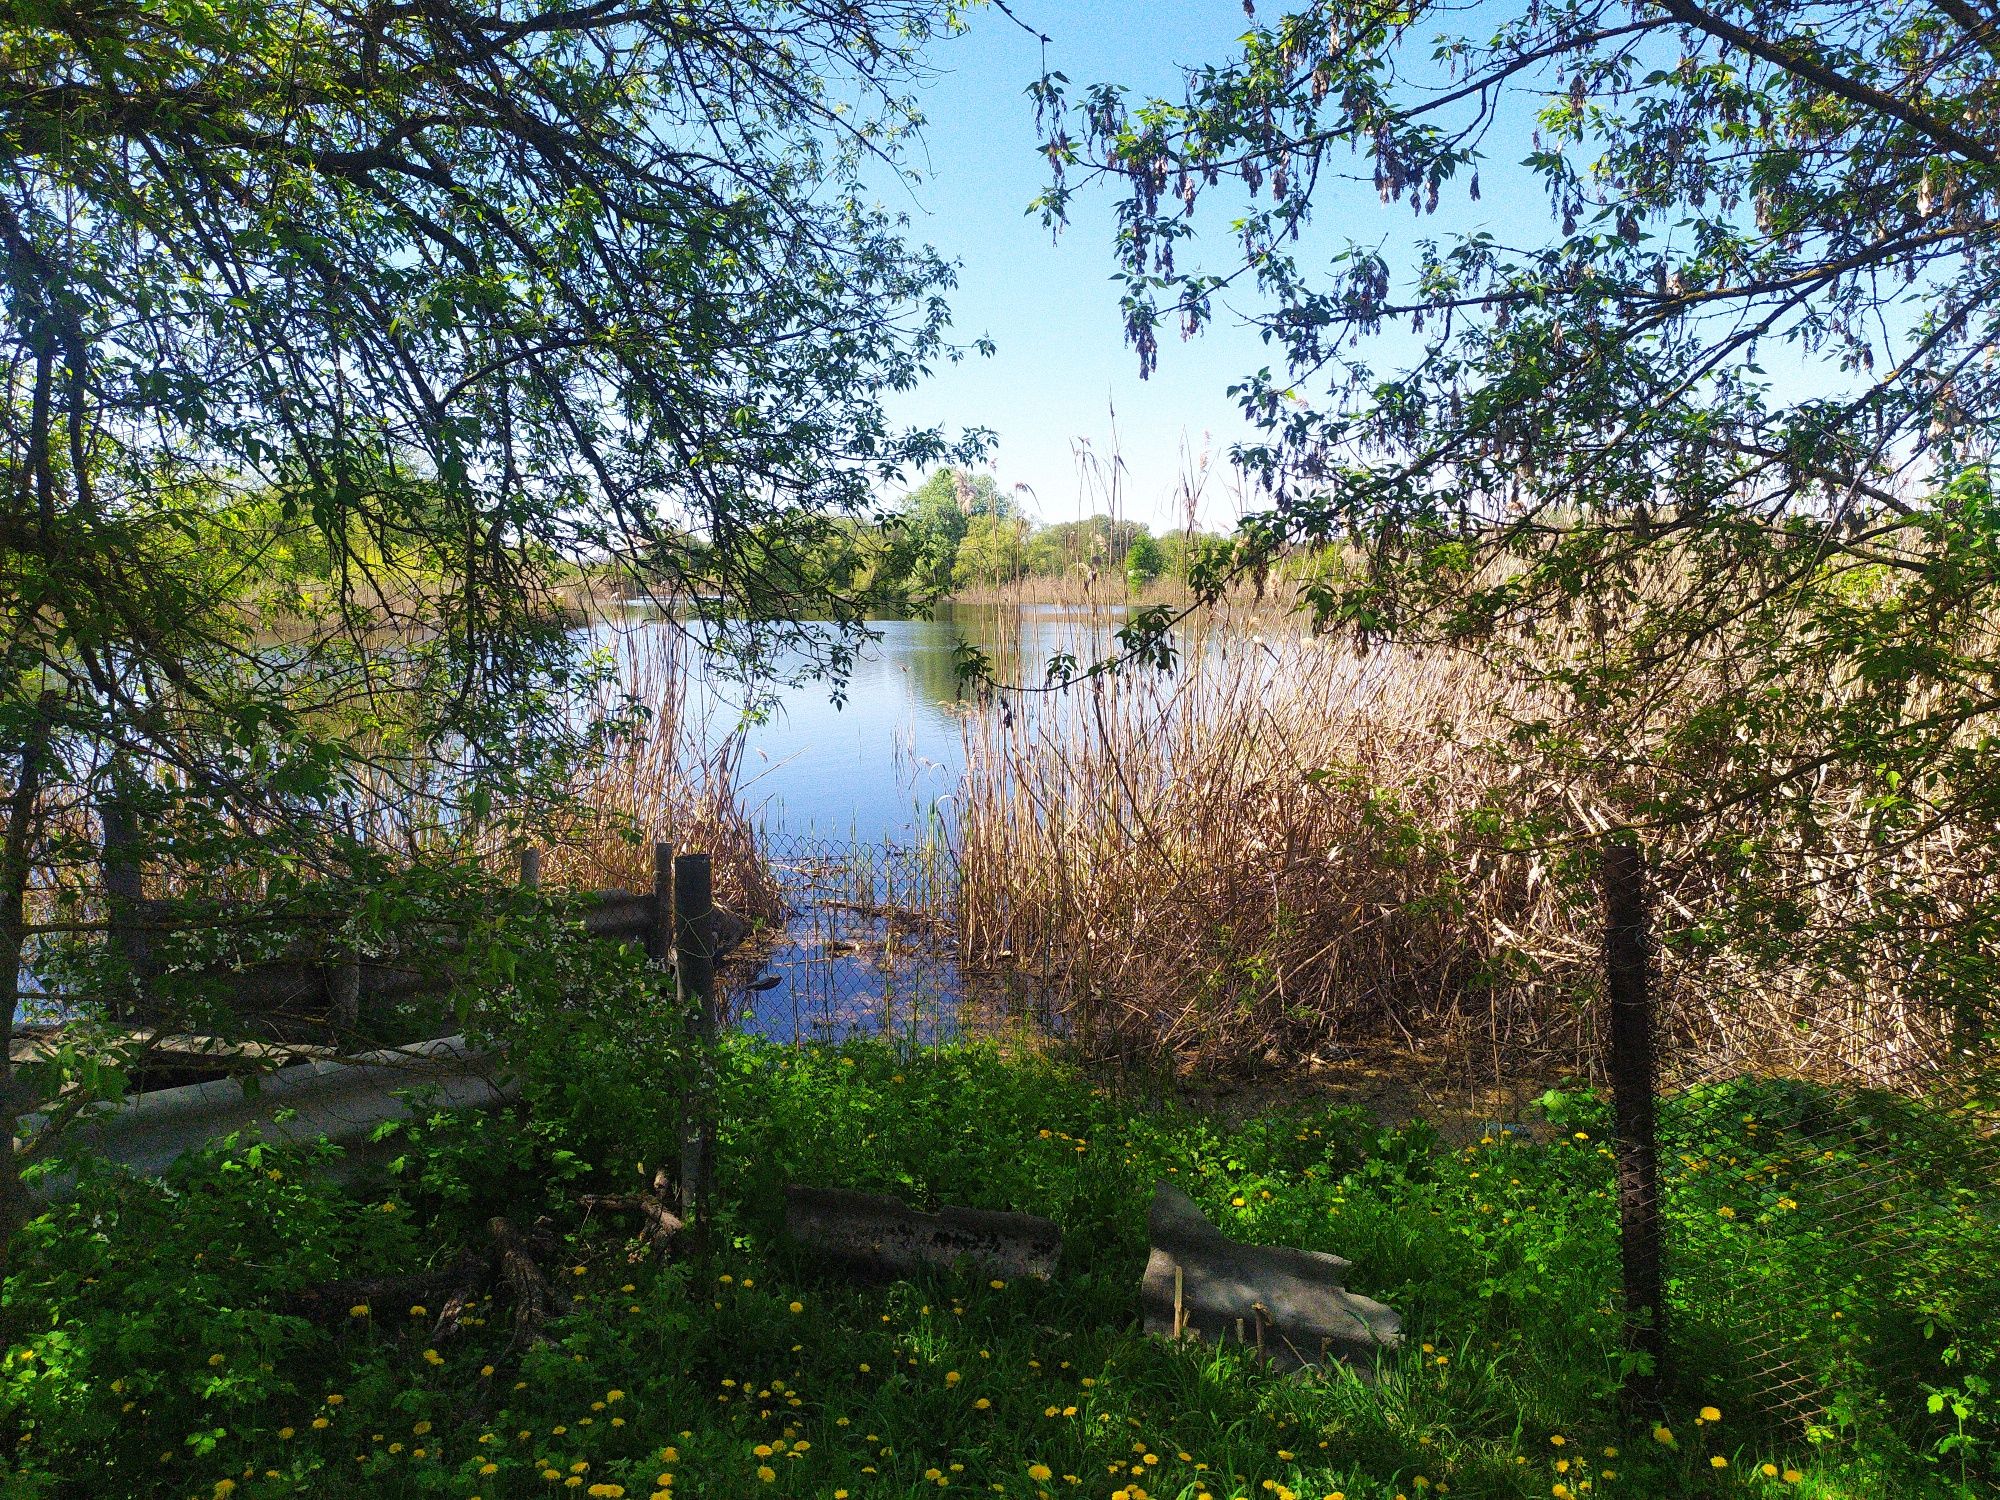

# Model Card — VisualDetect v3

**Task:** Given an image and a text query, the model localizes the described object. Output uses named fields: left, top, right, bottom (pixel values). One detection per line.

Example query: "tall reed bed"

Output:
left=957, top=617, right=1986, bottom=1085
left=528, top=626, right=781, bottom=927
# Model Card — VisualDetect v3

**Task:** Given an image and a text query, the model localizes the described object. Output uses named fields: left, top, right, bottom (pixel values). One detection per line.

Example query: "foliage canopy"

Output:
left=1036, top=0, right=2000, bottom=1046
left=0, top=0, right=984, bottom=1252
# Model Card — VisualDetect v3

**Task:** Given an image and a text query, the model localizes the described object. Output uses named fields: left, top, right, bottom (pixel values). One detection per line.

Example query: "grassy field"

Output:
left=8, top=1041, right=1995, bottom=1500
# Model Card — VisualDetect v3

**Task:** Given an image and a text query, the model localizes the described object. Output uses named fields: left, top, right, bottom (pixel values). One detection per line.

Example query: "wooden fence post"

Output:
left=519, top=846, right=540, bottom=890
left=648, top=842, right=673, bottom=967
left=1603, top=835, right=1668, bottom=1403
left=674, top=851, right=717, bottom=1263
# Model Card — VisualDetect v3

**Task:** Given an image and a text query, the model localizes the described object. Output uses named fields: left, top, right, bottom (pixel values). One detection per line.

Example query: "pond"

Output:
left=22, top=603, right=1156, bottom=1045
left=629, top=601, right=1137, bottom=1045
left=625, top=601, right=1135, bottom=847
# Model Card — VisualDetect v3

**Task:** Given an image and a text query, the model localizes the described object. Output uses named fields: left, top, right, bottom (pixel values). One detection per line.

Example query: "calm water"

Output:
left=26, top=605, right=1136, bottom=1038
left=635, top=602, right=1134, bottom=848
left=637, top=601, right=1136, bottom=1042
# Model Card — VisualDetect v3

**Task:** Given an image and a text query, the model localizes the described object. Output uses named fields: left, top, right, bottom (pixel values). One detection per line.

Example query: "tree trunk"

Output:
left=0, top=692, right=59, bottom=1298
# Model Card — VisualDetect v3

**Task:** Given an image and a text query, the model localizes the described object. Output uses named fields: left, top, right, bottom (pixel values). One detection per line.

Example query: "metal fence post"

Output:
left=1603, top=834, right=1668, bottom=1403
left=674, top=851, right=717, bottom=1263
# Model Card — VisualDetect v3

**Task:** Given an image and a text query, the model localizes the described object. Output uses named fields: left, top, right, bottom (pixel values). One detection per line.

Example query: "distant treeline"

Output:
left=861, top=468, right=1233, bottom=596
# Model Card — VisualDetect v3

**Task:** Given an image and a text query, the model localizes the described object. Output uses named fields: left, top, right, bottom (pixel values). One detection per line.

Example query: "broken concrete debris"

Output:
left=784, top=1185, right=1061, bottom=1282
left=1139, top=1181, right=1402, bottom=1372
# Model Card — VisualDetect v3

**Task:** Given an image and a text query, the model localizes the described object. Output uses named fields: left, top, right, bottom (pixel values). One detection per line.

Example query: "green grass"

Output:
left=5, top=1041, right=1995, bottom=1499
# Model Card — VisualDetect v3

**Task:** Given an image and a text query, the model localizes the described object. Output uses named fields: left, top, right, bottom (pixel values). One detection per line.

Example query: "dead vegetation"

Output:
left=957, top=613, right=1991, bottom=1088
left=519, top=626, right=781, bottom=930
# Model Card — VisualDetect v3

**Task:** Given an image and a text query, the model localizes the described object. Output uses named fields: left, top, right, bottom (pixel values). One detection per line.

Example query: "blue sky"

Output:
left=877, top=1, right=1292, bottom=533
left=876, top=0, right=1572, bottom=531
left=873, top=1, right=1867, bottom=532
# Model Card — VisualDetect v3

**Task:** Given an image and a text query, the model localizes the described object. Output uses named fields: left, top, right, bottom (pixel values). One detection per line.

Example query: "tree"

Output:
left=1034, top=0, right=2000, bottom=1047
left=1123, top=531, right=1164, bottom=586
left=953, top=512, right=1030, bottom=587
left=882, top=469, right=974, bottom=596
left=0, top=0, right=981, bottom=1271
left=1022, top=514, right=1146, bottom=578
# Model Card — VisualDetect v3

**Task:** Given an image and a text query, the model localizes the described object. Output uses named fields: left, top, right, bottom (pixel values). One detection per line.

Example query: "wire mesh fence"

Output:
left=1653, top=1036, right=2000, bottom=1428
left=26, top=811, right=1997, bottom=1451
left=718, top=833, right=1057, bottom=1048
left=1605, top=840, right=2000, bottom=1456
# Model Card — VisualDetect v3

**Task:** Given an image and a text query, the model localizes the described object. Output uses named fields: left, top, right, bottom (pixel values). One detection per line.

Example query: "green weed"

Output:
left=3, top=1043, right=1993, bottom=1499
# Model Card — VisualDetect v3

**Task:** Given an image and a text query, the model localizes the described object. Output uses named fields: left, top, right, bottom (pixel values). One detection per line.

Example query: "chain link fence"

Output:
left=724, top=832, right=1999, bottom=1464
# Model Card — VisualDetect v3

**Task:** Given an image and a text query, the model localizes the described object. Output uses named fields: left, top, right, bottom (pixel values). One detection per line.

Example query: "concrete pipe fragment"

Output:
left=784, top=1185, right=1060, bottom=1282
left=1139, top=1181, right=1401, bottom=1373
left=23, top=1034, right=514, bottom=1194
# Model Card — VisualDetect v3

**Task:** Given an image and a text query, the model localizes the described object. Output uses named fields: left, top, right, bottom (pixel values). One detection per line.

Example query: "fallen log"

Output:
left=783, top=1185, right=1060, bottom=1282
left=489, top=1216, right=552, bottom=1346
left=286, top=1252, right=486, bottom=1326
left=581, top=1166, right=684, bottom=1253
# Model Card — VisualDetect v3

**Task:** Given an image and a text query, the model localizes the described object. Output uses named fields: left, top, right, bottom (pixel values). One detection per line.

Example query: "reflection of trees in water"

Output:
left=927, top=603, right=1128, bottom=698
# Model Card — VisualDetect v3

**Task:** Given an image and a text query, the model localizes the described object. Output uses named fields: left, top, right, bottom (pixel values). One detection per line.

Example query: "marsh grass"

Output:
left=957, top=615, right=1991, bottom=1088
left=507, top=626, right=781, bottom=927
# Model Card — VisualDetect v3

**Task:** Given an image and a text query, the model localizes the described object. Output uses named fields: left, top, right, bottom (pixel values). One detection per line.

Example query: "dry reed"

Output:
left=957, top=612, right=1990, bottom=1086
left=528, top=626, right=782, bottom=928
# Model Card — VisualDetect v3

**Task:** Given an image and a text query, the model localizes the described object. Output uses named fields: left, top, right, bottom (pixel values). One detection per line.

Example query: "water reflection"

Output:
left=587, top=602, right=1135, bottom=847
left=722, top=836, right=1058, bottom=1047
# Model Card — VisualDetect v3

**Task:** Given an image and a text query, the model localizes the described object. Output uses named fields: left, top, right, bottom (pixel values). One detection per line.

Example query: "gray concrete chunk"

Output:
left=1139, top=1182, right=1401, bottom=1373
left=784, top=1186, right=1061, bottom=1282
